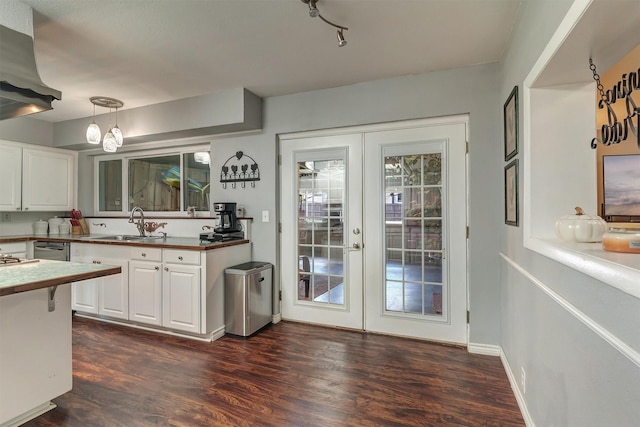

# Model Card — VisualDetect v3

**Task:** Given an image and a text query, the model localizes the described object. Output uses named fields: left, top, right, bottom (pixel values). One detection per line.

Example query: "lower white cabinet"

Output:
left=162, top=263, right=201, bottom=333
left=72, top=241, right=251, bottom=340
left=128, top=260, right=162, bottom=326
left=128, top=248, right=202, bottom=332
left=71, top=244, right=128, bottom=320
left=0, top=242, right=27, bottom=259
left=71, top=256, right=129, bottom=319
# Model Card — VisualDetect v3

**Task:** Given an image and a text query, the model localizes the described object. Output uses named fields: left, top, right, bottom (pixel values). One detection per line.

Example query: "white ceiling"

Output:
left=18, top=0, right=522, bottom=122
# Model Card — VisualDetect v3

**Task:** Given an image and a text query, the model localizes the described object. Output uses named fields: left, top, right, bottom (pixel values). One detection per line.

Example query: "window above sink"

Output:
left=95, top=145, right=211, bottom=216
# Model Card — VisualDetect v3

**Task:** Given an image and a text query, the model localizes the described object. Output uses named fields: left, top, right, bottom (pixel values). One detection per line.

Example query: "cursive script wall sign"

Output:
left=590, top=58, right=640, bottom=149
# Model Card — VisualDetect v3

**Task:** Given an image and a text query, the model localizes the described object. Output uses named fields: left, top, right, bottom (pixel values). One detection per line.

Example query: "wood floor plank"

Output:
left=24, top=316, right=524, bottom=426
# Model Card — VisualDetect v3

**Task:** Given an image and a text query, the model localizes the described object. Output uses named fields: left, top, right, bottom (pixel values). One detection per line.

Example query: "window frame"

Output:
left=93, top=144, right=211, bottom=216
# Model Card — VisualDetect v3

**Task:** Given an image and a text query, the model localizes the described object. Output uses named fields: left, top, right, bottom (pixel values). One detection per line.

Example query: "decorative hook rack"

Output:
left=220, top=151, right=260, bottom=189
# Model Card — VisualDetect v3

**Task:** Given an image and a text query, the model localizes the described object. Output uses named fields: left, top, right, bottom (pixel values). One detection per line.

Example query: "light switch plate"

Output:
left=262, top=210, right=269, bottom=222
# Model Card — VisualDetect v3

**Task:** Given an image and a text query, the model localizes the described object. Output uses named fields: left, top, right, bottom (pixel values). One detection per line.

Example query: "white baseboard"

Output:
left=500, top=348, right=535, bottom=427
left=468, top=343, right=501, bottom=356
left=272, top=313, right=282, bottom=324
left=468, top=343, right=534, bottom=426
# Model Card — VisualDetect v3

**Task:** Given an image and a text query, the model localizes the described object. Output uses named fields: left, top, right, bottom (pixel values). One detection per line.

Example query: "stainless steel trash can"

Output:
left=224, top=261, right=273, bottom=336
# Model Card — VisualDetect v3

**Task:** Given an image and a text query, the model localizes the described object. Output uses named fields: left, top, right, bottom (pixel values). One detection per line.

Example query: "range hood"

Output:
left=0, top=25, right=61, bottom=120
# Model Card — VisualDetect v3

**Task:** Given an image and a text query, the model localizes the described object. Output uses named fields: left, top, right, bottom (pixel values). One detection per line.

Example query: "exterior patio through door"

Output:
left=279, top=116, right=468, bottom=344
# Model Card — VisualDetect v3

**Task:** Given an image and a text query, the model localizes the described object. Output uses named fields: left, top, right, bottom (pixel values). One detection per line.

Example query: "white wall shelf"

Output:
left=523, top=0, right=640, bottom=298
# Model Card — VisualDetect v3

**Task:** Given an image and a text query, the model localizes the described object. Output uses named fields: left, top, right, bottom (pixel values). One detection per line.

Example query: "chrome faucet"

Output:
left=129, top=206, right=146, bottom=236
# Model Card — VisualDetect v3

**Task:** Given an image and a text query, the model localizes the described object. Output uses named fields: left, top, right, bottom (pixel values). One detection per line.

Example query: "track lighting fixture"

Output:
left=300, top=0, right=349, bottom=47
left=337, top=29, right=347, bottom=47
left=86, top=96, right=125, bottom=152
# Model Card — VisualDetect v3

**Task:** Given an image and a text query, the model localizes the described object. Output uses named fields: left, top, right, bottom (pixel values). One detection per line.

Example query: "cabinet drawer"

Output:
left=163, top=249, right=201, bottom=265
left=130, top=247, right=162, bottom=262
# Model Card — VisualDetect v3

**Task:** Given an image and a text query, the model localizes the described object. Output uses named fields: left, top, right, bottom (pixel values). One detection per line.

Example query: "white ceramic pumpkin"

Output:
left=555, top=207, right=607, bottom=242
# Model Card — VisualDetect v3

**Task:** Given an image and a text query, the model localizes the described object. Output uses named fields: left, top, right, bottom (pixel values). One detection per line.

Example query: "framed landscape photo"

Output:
left=505, top=159, right=519, bottom=226
left=504, top=85, right=518, bottom=161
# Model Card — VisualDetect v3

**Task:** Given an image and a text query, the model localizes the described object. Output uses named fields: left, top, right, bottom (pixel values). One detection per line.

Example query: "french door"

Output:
left=279, top=116, right=468, bottom=344
left=280, top=133, right=364, bottom=329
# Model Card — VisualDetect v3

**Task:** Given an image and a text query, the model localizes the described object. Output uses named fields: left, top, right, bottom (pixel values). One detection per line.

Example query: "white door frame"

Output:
left=278, top=115, right=469, bottom=344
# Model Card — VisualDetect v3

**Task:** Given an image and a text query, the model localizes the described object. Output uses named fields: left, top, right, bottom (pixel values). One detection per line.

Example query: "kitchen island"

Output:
left=0, top=260, right=121, bottom=427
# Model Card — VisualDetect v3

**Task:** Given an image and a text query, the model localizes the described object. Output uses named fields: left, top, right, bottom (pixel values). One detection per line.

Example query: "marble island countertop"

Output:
left=0, top=259, right=121, bottom=297
left=0, top=234, right=250, bottom=251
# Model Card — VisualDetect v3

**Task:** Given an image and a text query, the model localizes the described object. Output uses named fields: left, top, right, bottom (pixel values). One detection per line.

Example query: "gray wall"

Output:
left=0, top=115, right=53, bottom=146
left=72, top=62, right=503, bottom=343
left=206, top=63, right=502, bottom=343
left=500, top=1, right=640, bottom=425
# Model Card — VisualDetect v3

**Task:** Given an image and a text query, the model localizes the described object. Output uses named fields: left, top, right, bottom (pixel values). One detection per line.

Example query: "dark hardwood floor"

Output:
left=25, top=316, right=524, bottom=426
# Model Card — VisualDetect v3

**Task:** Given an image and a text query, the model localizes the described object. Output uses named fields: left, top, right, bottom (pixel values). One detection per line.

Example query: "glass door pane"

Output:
left=384, top=153, right=443, bottom=317
left=297, top=159, right=345, bottom=305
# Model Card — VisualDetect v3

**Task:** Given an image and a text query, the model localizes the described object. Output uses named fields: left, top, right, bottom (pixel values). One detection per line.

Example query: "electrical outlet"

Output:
left=1, top=213, right=10, bottom=222
left=521, top=367, right=526, bottom=394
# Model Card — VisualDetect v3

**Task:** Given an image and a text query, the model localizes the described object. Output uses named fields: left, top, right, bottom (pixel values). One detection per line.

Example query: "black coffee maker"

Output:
left=208, top=202, right=244, bottom=241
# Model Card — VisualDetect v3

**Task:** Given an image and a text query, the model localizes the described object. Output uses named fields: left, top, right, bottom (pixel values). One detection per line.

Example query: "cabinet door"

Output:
left=99, top=258, right=129, bottom=320
left=0, top=144, right=22, bottom=211
left=22, top=148, right=74, bottom=211
left=129, top=260, right=162, bottom=326
left=162, top=264, right=201, bottom=333
left=72, top=280, right=98, bottom=314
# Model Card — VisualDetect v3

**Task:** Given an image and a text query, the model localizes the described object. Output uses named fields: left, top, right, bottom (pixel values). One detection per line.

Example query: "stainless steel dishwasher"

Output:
left=33, top=241, right=70, bottom=261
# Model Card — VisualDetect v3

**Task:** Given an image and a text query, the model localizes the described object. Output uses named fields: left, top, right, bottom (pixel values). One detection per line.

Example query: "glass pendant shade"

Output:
left=86, top=121, right=101, bottom=144
left=103, top=131, right=117, bottom=152
left=111, top=125, right=123, bottom=147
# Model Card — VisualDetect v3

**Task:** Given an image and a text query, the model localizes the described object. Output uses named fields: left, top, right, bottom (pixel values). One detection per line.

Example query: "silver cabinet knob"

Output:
left=178, top=256, right=183, bottom=261
left=141, top=253, right=146, bottom=257
left=164, top=267, right=169, bottom=272
left=155, top=266, right=159, bottom=271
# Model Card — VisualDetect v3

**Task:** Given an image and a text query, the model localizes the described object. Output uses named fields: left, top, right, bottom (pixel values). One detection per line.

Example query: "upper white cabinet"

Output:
left=0, top=144, right=22, bottom=211
left=0, top=140, right=76, bottom=212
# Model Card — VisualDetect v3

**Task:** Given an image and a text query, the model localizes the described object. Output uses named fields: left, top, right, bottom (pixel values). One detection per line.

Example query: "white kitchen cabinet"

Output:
left=71, top=257, right=98, bottom=314
left=130, top=248, right=202, bottom=332
left=128, top=260, right=163, bottom=326
left=69, top=241, right=250, bottom=341
left=22, top=147, right=75, bottom=211
left=0, top=242, right=27, bottom=259
left=163, top=262, right=201, bottom=333
left=71, top=244, right=128, bottom=320
left=0, top=144, right=22, bottom=211
left=0, top=140, right=76, bottom=212
left=128, top=247, right=163, bottom=326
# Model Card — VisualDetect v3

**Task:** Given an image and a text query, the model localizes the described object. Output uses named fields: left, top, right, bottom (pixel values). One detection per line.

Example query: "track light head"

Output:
left=337, top=29, right=347, bottom=47
left=308, top=0, right=319, bottom=17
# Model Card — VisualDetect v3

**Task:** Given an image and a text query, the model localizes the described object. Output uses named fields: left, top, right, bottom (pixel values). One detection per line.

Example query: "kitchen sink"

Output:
left=92, top=235, right=165, bottom=242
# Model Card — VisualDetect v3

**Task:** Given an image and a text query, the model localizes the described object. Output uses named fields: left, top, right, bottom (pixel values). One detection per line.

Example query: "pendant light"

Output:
left=86, top=103, right=101, bottom=144
left=103, top=129, right=117, bottom=152
left=86, top=96, right=125, bottom=151
left=111, top=106, right=123, bottom=147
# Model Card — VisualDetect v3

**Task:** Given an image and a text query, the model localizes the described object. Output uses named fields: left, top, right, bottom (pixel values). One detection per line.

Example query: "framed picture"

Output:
left=505, top=159, right=519, bottom=226
left=504, top=85, right=518, bottom=161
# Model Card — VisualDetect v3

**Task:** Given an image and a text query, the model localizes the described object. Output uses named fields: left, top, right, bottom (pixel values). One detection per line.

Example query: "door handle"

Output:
left=349, top=242, right=362, bottom=251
